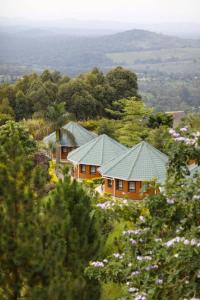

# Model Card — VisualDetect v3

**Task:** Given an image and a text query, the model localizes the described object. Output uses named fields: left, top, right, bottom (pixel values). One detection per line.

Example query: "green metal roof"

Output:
left=99, top=141, right=168, bottom=184
left=188, top=163, right=200, bottom=177
left=43, top=122, right=97, bottom=147
left=68, top=134, right=128, bottom=166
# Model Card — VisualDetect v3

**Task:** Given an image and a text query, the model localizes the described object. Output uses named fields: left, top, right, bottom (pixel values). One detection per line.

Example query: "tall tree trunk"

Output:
left=56, top=128, right=61, bottom=176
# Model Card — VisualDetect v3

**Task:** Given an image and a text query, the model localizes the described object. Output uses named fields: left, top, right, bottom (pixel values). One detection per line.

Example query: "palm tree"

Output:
left=46, top=102, right=71, bottom=175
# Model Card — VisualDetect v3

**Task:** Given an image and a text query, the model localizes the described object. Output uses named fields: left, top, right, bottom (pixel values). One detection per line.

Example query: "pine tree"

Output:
left=48, top=174, right=102, bottom=300
left=0, top=122, right=70, bottom=300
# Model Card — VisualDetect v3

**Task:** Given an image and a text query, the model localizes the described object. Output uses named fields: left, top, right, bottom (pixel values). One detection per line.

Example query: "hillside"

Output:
left=1, top=28, right=200, bottom=111
left=0, top=28, right=200, bottom=74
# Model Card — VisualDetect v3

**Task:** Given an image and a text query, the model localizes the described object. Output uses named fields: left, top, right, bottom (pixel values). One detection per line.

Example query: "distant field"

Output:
left=106, top=47, right=200, bottom=74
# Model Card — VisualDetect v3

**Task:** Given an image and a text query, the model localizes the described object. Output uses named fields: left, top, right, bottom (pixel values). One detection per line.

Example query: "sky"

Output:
left=0, top=0, right=200, bottom=24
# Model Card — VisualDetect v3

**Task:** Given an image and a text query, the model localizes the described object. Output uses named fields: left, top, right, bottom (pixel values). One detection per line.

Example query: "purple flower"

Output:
left=91, top=261, right=104, bottom=267
left=180, top=127, right=188, bottom=132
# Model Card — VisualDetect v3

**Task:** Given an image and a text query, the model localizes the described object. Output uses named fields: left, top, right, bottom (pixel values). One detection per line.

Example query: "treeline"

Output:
left=0, top=67, right=139, bottom=122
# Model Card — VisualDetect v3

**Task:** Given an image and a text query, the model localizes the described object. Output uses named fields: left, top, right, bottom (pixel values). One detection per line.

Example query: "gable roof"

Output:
left=99, top=141, right=168, bottom=184
left=68, top=134, right=127, bottom=166
left=43, top=122, right=97, bottom=147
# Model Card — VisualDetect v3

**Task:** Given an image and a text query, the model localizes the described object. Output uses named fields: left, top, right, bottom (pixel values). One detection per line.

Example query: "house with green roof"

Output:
left=99, top=141, right=168, bottom=200
left=43, top=122, right=97, bottom=160
left=188, top=163, right=200, bottom=177
left=68, top=134, right=127, bottom=179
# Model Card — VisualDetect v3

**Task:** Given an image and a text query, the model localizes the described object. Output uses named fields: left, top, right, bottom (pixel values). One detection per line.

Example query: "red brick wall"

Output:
left=73, top=164, right=101, bottom=179
left=104, top=178, right=155, bottom=200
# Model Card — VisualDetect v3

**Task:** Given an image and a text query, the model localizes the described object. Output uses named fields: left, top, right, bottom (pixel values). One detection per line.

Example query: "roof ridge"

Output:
left=106, top=134, right=128, bottom=150
left=68, top=136, right=97, bottom=160
left=75, top=135, right=101, bottom=163
left=145, top=141, right=168, bottom=161
left=100, top=143, right=139, bottom=175
left=64, top=121, right=96, bottom=138
left=146, top=143, right=161, bottom=180
left=127, top=142, right=144, bottom=180
left=100, top=135, right=105, bottom=165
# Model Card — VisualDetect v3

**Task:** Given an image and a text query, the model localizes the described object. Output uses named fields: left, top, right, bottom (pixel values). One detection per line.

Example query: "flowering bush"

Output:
left=86, top=175, right=200, bottom=300
left=167, top=127, right=200, bottom=180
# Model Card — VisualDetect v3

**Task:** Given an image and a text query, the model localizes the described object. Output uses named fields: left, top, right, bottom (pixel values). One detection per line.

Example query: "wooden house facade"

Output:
left=43, top=122, right=97, bottom=160
left=99, top=141, right=168, bottom=200
left=68, top=134, right=127, bottom=180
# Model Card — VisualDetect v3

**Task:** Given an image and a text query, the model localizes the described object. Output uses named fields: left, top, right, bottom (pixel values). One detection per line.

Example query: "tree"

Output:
left=45, top=102, right=70, bottom=174
left=0, top=121, right=71, bottom=300
left=147, top=112, right=173, bottom=129
left=106, top=67, right=139, bottom=100
left=0, top=122, right=38, bottom=299
left=118, top=98, right=153, bottom=146
left=71, top=92, right=99, bottom=120
left=15, top=91, right=32, bottom=120
left=47, top=173, right=102, bottom=300
left=0, top=98, right=14, bottom=117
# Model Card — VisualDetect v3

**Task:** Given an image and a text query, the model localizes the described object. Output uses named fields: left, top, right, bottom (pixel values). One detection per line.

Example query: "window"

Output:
left=141, top=183, right=149, bottom=193
left=90, top=165, right=96, bottom=174
left=128, top=181, right=136, bottom=192
left=80, top=164, right=86, bottom=173
left=107, top=179, right=112, bottom=188
left=116, top=180, right=123, bottom=191
left=62, top=147, right=68, bottom=153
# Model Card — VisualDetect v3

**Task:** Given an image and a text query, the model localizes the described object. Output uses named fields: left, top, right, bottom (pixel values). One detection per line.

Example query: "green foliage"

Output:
left=117, top=97, right=153, bottom=146
left=0, top=67, right=139, bottom=122
left=0, top=113, right=13, bottom=125
left=48, top=177, right=102, bottom=299
left=147, top=112, right=173, bottom=129
left=85, top=130, right=200, bottom=300
left=0, top=98, right=14, bottom=116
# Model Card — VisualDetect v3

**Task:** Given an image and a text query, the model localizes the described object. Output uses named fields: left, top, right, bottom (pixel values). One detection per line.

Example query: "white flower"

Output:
left=139, top=216, right=146, bottom=223
left=191, top=239, right=198, bottom=246
left=145, top=264, right=158, bottom=271
left=184, top=239, right=190, bottom=245
left=137, top=255, right=152, bottom=261
left=135, top=294, right=147, bottom=300
left=128, top=263, right=132, bottom=267
left=130, top=239, right=137, bottom=245
left=91, top=261, right=104, bottom=267
left=166, top=198, right=175, bottom=204
left=113, top=253, right=124, bottom=259
left=197, top=270, right=200, bottom=278
left=155, top=238, right=162, bottom=242
left=193, top=195, right=200, bottom=200
left=128, top=287, right=139, bottom=293
left=174, top=254, right=179, bottom=258
left=131, top=270, right=141, bottom=277
left=156, top=279, right=163, bottom=285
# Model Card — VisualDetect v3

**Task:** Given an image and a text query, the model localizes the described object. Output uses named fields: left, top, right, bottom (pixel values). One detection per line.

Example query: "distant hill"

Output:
left=0, top=28, right=200, bottom=74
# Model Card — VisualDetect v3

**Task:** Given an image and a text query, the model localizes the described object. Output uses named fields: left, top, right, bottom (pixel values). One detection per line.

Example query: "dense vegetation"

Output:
left=0, top=62, right=200, bottom=299
left=1, top=28, right=200, bottom=110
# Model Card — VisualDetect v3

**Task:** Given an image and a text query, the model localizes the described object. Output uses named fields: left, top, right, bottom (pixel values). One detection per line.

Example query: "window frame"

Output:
left=116, top=179, right=123, bottom=191
left=80, top=164, right=86, bottom=173
left=107, top=179, right=113, bottom=188
left=128, top=181, right=136, bottom=192
left=90, top=165, right=96, bottom=175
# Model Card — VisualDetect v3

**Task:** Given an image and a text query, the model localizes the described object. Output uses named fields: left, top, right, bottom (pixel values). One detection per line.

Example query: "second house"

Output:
left=68, top=134, right=127, bottom=179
